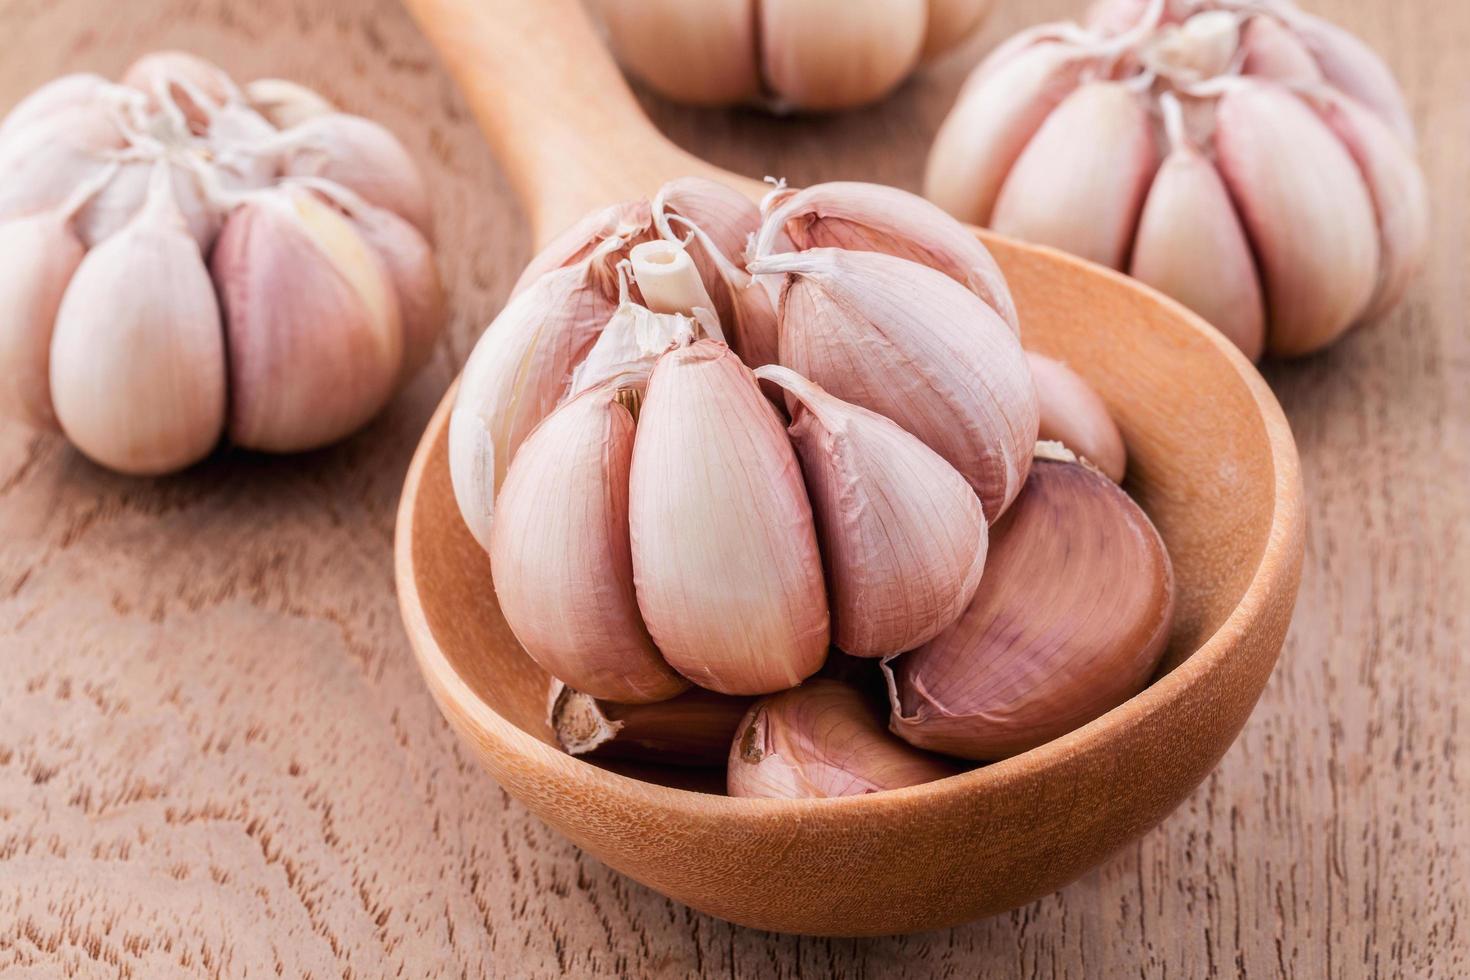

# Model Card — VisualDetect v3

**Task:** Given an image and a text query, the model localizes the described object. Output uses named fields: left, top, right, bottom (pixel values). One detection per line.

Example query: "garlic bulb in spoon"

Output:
left=925, top=0, right=1427, bottom=358
left=0, top=53, right=444, bottom=474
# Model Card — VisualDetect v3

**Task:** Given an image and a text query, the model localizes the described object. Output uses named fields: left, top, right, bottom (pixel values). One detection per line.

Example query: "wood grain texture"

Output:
left=0, top=0, right=1463, bottom=974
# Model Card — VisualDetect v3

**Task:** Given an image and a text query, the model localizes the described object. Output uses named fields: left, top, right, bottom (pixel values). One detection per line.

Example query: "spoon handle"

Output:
left=400, top=0, right=709, bottom=244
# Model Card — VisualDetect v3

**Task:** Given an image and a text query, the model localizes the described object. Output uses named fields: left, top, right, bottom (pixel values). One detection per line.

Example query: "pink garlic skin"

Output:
left=924, top=1, right=1424, bottom=359
left=1025, top=353, right=1128, bottom=482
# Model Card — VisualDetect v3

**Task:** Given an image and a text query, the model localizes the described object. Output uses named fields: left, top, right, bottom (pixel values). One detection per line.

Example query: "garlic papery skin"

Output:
left=211, top=185, right=403, bottom=453
left=593, top=0, right=989, bottom=112
left=990, top=82, right=1159, bottom=270
left=550, top=682, right=752, bottom=767
left=279, top=113, right=434, bottom=240
left=0, top=214, right=87, bottom=431
left=449, top=245, right=624, bottom=550
left=492, top=383, right=689, bottom=704
left=755, top=180, right=1019, bottom=334
left=511, top=199, right=652, bottom=297
left=244, top=78, right=335, bottom=129
left=75, top=156, right=223, bottom=251
left=727, top=680, right=958, bottom=799
left=755, top=364, right=986, bottom=658
left=925, top=0, right=1424, bottom=359
left=122, top=51, right=241, bottom=131
left=759, top=0, right=927, bottom=112
left=750, top=247, right=1038, bottom=522
left=885, top=444, right=1175, bottom=761
left=1213, top=82, right=1379, bottom=357
left=629, top=341, right=829, bottom=696
left=49, top=166, right=227, bottom=475
left=1025, top=353, right=1127, bottom=483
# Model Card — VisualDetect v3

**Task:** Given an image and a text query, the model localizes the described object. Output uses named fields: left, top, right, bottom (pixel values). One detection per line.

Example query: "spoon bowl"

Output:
left=394, top=0, right=1305, bottom=935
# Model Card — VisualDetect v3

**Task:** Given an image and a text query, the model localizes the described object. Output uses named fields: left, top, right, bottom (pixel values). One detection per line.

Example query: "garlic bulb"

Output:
left=749, top=246, right=1037, bottom=521
left=630, top=341, right=830, bottom=695
left=727, top=680, right=959, bottom=799
left=0, top=53, right=444, bottom=474
left=885, top=444, right=1175, bottom=761
left=925, top=0, right=1427, bottom=358
left=1025, top=352, right=1127, bottom=483
left=550, top=682, right=752, bottom=767
left=591, top=0, right=994, bottom=112
left=755, top=365, right=986, bottom=658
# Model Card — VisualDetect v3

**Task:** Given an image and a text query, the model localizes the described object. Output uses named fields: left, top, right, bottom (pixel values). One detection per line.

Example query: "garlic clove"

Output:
left=121, top=51, right=239, bottom=134
left=550, top=682, right=752, bottom=767
left=654, top=176, right=760, bottom=268
left=280, top=113, right=433, bottom=240
left=755, top=364, right=986, bottom=658
left=750, top=247, right=1038, bottom=522
left=629, top=340, right=829, bottom=696
left=341, top=197, right=447, bottom=382
left=990, top=81, right=1159, bottom=270
left=1238, top=14, right=1324, bottom=84
left=1214, top=83, right=1380, bottom=357
left=758, top=0, right=927, bottom=111
left=211, top=185, right=404, bottom=452
left=1024, top=352, right=1127, bottom=483
left=884, top=444, right=1175, bottom=761
left=1308, top=91, right=1429, bottom=322
left=510, top=198, right=652, bottom=297
left=1280, top=9, right=1415, bottom=148
left=244, top=78, right=335, bottom=129
left=923, top=41, right=1086, bottom=226
left=727, top=680, right=959, bottom=799
left=0, top=103, right=125, bottom=223
left=920, top=0, right=993, bottom=61
left=75, top=156, right=220, bottom=250
left=0, top=73, right=111, bottom=144
left=449, top=249, right=624, bottom=550
left=591, top=0, right=761, bottom=107
left=0, top=214, right=87, bottom=431
left=755, top=180, right=1019, bottom=334
left=49, top=165, right=227, bottom=475
left=492, top=383, right=688, bottom=704
left=1129, top=146, right=1266, bottom=361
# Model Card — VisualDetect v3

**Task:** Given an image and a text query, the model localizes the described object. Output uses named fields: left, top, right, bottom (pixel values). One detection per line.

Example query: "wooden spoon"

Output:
left=394, top=0, right=1305, bottom=935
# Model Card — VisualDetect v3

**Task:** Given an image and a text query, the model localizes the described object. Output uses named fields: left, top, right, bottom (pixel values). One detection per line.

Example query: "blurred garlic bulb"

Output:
left=885, top=444, right=1174, bottom=761
left=1025, top=351, right=1127, bottom=483
left=925, top=0, right=1427, bottom=358
left=630, top=341, right=829, bottom=695
left=0, top=53, right=443, bottom=474
left=749, top=246, right=1037, bottom=521
left=728, top=680, right=958, bottom=799
left=756, top=365, right=986, bottom=658
left=550, top=682, right=752, bottom=767
left=591, top=0, right=994, bottom=112
left=245, top=78, right=335, bottom=129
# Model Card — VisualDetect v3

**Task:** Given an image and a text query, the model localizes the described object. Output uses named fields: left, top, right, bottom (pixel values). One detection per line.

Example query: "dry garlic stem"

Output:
left=1025, top=352, right=1127, bottom=483
left=756, top=364, right=986, bottom=658
left=750, top=247, right=1037, bottom=521
left=493, top=382, right=688, bottom=705
left=550, top=682, right=752, bottom=767
left=727, top=680, right=959, bottom=799
left=885, top=445, right=1174, bottom=760
left=629, top=341, right=829, bottom=696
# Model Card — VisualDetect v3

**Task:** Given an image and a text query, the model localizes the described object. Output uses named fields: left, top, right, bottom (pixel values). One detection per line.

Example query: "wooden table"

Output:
left=1, top=0, right=1464, bottom=975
